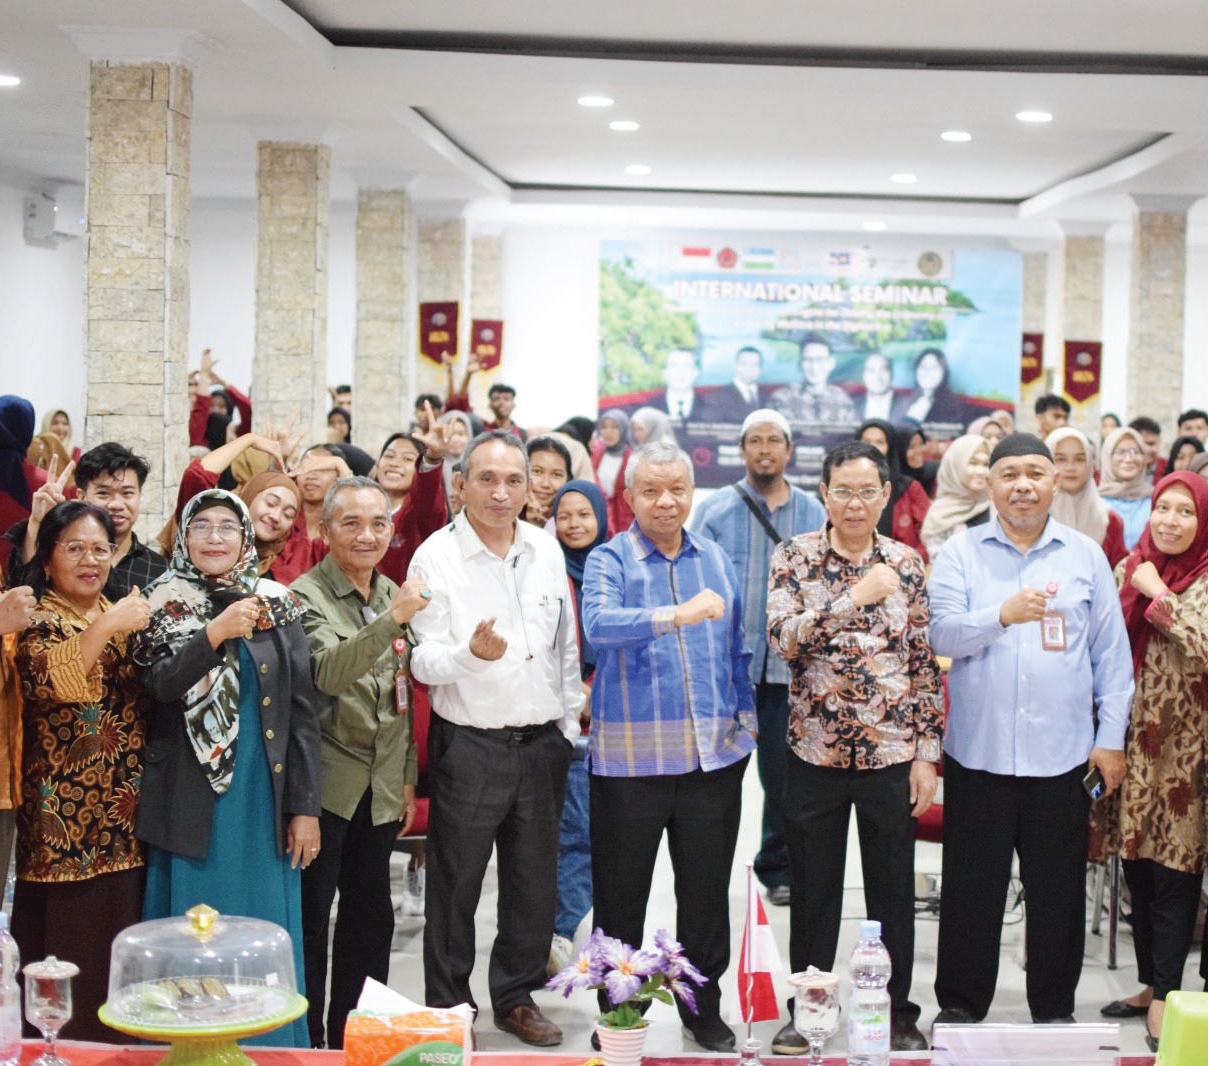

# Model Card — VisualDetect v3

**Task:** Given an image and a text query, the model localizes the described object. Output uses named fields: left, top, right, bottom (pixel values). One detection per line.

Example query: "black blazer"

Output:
left=136, top=620, right=321, bottom=861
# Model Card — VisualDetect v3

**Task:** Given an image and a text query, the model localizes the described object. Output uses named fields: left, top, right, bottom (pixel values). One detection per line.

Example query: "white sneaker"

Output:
left=546, top=934, right=574, bottom=978
left=402, top=865, right=425, bottom=916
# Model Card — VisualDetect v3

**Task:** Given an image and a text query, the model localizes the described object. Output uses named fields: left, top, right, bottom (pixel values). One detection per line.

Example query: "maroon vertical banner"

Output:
left=418, top=301, right=459, bottom=365
left=1020, top=332, right=1044, bottom=385
left=470, top=319, right=503, bottom=370
left=1063, top=340, right=1102, bottom=404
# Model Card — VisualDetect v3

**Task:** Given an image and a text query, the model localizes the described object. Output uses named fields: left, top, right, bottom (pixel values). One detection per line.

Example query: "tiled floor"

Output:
left=381, top=766, right=1186, bottom=1058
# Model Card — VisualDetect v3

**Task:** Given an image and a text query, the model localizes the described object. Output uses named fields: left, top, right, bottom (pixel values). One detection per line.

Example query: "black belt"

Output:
left=457, top=721, right=556, bottom=746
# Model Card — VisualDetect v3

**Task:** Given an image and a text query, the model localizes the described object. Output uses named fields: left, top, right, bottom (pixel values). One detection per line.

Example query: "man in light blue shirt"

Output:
left=928, top=433, right=1134, bottom=1027
left=690, top=408, right=824, bottom=905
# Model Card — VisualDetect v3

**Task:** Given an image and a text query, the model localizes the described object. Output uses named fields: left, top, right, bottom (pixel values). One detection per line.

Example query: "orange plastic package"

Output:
left=344, top=1008, right=471, bottom=1066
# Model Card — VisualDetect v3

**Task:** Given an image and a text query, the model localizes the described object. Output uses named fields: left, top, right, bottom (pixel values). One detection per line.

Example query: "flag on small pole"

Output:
left=737, top=863, right=783, bottom=1032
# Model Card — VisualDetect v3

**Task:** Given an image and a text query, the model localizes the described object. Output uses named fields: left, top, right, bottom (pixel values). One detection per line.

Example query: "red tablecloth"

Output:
left=19, top=1042, right=1158, bottom=1066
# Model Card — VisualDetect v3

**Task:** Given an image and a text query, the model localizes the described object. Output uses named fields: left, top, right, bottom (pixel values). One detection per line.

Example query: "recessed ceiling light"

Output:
left=941, top=130, right=972, bottom=143
left=0, top=75, right=20, bottom=88
left=578, top=95, right=614, bottom=108
left=1016, top=110, right=1052, bottom=123
left=890, top=172, right=917, bottom=185
left=624, top=163, right=652, bottom=176
left=609, top=120, right=640, bottom=132
left=863, top=221, right=887, bottom=232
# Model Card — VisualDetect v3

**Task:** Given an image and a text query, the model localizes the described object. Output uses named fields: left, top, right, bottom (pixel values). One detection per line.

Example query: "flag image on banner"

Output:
left=736, top=866, right=783, bottom=1023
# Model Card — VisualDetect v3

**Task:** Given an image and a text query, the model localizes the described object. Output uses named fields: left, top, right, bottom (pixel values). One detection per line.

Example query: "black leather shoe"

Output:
left=1101, top=998, right=1150, bottom=1019
left=770, top=1017, right=807, bottom=1054
left=1145, top=1030, right=1159, bottom=1053
left=684, top=1015, right=737, bottom=1052
left=1031, top=1014, right=1076, bottom=1024
left=932, top=1006, right=978, bottom=1027
left=890, top=1017, right=928, bottom=1051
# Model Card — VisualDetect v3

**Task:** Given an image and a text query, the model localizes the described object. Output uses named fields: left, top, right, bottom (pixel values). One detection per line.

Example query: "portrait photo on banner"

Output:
left=598, top=239, right=1022, bottom=489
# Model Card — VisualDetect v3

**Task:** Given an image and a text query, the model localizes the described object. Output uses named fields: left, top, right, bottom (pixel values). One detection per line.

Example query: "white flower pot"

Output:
left=595, top=1022, right=648, bottom=1066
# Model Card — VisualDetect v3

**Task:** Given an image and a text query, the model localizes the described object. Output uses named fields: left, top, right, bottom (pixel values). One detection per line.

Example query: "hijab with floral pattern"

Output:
left=136, top=489, right=301, bottom=794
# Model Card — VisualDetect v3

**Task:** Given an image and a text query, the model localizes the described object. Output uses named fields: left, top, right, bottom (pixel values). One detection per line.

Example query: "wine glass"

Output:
left=24, top=956, right=79, bottom=1066
left=790, top=969, right=840, bottom=1066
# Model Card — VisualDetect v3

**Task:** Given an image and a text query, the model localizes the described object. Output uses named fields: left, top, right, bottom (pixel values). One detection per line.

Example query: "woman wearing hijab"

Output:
left=1046, top=427, right=1128, bottom=569
left=628, top=406, right=677, bottom=447
left=436, top=410, right=474, bottom=517
left=0, top=397, right=43, bottom=563
left=135, top=489, right=321, bottom=1048
left=919, top=434, right=992, bottom=559
left=547, top=480, right=609, bottom=974
left=1099, top=427, right=1154, bottom=551
left=39, top=410, right=80, bottom=463
left=896, top=423, right=939, bottom=498
left=856, top=419, right=931, bottom=562
left=1095, top=472, right=1208, bottom=1051
left=591, top=409, right=634, bottom=536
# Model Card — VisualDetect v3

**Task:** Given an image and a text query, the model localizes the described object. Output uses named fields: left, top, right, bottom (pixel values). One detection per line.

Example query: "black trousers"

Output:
left=1123, top=857, right=1202, bottom=1000
left=752, top=683, right=791, bottom=892
left=590, top=756, right=748, bottom=1024
left=935, top=757, right=1090, bottom=1021
left=423, top=716, right=571, bottom=1014
left=782, top=757, right=919, bottom=1023
left=301, top=788, right=399, bottom=1048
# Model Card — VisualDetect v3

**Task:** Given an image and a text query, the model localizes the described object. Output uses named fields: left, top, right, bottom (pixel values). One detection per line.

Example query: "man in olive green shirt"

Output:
left=291, top=477, right=431, bottom=1048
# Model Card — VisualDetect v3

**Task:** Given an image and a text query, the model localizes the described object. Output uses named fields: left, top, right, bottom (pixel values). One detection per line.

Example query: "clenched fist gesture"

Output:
left=207, top=596, right=261, bottom=647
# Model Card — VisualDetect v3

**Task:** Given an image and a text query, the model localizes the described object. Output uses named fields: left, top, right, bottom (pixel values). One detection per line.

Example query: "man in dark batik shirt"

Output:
left=765, top=440, right=943, bottom=1055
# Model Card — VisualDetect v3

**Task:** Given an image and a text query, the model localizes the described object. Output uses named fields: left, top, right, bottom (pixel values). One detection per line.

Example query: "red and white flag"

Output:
left=736, top=866, right=783, bottom=1023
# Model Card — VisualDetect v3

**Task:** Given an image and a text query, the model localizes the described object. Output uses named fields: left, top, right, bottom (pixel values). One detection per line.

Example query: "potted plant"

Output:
left=547, top=928, right=706, bottom=1065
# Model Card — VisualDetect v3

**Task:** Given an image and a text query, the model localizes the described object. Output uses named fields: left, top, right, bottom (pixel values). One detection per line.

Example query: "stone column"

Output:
left=471, top=235, right=503, bottom=318
left=1127, top=196, right=1197, bottom=434
left=1018, top=250, right=1048, bottom=425
left=252, top=142, right=330, bottom=443
left=417, top=214, right=469, bottom=402
left=84, top=60, right=191, bottom=539
left=1057, top=227, right=1106, bottom=436
left=353, top=188, right=415, bottom=456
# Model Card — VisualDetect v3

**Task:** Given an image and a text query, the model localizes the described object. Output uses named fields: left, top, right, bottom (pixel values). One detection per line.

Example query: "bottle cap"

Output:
left=859, top=919, right=881, bottom=939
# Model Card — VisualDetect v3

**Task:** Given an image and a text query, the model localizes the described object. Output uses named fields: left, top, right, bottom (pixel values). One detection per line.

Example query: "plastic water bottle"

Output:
left=847, top=919, right=891, bottom=1066
left=0, top=912, right=20, bottom=1066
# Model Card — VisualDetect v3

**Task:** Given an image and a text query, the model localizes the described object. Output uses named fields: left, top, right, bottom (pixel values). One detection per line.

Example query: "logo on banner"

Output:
left=1063, top=340, right=1101, bottom=404
left=717, top=247, right=738, bottom=269
left=1021, top=332, right=1044, bottom=385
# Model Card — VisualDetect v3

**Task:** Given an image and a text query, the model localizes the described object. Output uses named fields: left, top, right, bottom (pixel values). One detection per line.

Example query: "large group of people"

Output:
left=1, top=372, right=1207, bottom=1058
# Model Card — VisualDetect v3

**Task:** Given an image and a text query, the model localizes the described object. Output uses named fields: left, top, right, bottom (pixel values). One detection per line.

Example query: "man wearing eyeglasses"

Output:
left=766, top=439, right=943, bottom=1054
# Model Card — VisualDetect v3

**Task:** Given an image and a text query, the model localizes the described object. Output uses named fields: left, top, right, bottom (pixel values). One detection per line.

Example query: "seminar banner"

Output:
left=598, top=239, right=1022, bottom=489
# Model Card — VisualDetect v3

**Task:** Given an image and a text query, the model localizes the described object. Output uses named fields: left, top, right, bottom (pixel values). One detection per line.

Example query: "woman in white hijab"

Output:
left=1046, top=427, right=1128, bottom=568
left=920, top=434, right=992, bottom=558
left=1099, top=426, right=1154, bottom=551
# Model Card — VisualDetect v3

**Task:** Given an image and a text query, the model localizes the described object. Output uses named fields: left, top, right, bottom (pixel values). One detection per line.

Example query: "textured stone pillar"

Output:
left=416, top=214, right=469, bottom=400
left=1057, top=228, right=1106, bottom=436
left=354, top=188, right=415, bottom=456
left=85, top=60, right=191, bottom=539
left=1018, top=250, right=1048, bottom=426
left=471, top=235, right=503, bottom=318
left=1127, top=196, right=1197, bottom=434
left=253, top=142, right=330, bottom=443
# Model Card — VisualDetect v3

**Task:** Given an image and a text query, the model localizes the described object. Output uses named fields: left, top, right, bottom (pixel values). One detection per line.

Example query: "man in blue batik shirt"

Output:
left=690, top=408, right=824, bottom=907
left=927, top=433, right=1134, bottom=1029
left=583, top=440, right=756, bottom=1055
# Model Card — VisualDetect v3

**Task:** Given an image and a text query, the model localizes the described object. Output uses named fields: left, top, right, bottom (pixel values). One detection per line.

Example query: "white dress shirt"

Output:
left=408, top=511, right=585, bottom=740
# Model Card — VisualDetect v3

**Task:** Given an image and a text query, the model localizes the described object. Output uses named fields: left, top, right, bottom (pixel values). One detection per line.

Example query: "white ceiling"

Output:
left=2, top=0, right=1208, bottom=236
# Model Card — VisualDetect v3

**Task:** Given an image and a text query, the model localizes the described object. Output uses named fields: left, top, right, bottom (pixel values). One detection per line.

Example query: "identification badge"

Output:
left=393, top=637, right=411, bottom=714
left=1041, top=610, right=1067, bottom=650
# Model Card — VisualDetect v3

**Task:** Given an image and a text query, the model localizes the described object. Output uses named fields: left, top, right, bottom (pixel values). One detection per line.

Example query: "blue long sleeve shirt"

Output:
left=928, top=516, right=1134, bottom=777
left=689, top=479, right=826, bottom=687
left=582, top=525, right=757, bottom=778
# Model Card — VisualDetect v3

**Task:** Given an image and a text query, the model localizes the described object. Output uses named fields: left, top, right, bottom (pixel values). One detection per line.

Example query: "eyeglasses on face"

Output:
left=827, top=486, right=883, bottom=503
left=187, top=520, right=243, bottom=540
left=57, top=541, right=116, bottom=562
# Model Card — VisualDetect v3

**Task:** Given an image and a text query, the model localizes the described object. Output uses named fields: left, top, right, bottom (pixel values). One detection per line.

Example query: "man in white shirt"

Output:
left=660, top=348, right=700, bottom=421
left=858, top=351, right=895, bottom=422
left=408, top=431, right=584, bottom=1048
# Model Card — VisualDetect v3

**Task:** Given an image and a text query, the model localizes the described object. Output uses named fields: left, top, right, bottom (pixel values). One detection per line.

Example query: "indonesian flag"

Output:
left=736, top=866, right=783, bottom=1023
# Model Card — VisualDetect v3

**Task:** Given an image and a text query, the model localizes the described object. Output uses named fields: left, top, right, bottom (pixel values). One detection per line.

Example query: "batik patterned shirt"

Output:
left=767, top=528, right=943, bottom=770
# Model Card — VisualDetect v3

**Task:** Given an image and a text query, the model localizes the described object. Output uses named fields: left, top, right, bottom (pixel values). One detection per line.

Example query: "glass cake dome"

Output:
left=104, top=904, right=299, bottom=1031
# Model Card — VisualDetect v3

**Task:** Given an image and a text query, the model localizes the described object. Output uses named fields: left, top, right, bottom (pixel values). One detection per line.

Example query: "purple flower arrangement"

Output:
left=546, top=928, right=707, bottom=1030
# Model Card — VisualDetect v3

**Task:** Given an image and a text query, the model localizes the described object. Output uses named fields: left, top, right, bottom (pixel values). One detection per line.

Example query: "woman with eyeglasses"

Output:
left=12, top=500, right=151, bottom=1040
left=135, top=489, right=320, bottom=1047
left=1100, top=427, right=1155, bottom=551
